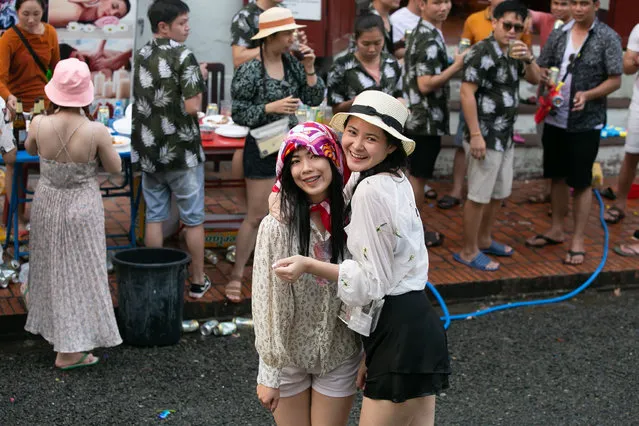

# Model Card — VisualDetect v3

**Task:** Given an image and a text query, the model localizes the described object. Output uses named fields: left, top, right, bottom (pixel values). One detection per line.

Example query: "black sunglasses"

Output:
left=502, top=22, right=525, bottom=33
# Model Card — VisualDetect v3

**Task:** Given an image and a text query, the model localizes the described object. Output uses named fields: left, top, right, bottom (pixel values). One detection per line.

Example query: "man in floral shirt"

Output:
left=403, top=0, right=467, bottom=249
left=454, top=1, right=540, bottom=272
left=230, top=0, right=282, bottom=68
left=132, top=0, right=210, bottom=298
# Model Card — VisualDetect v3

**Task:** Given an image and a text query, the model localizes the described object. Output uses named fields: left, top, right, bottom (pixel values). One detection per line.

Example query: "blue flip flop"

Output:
left=481, top=241, right=514, bottom=257
left=453, top=252, right=500, bottom=271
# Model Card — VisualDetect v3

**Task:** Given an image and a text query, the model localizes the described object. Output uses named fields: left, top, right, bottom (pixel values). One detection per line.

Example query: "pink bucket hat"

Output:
left=44, top=58, right=95, bottom=107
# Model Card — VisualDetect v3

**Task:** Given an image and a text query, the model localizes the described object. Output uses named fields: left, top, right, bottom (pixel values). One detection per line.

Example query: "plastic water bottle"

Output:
left=113, top=101, right=124, bottom=120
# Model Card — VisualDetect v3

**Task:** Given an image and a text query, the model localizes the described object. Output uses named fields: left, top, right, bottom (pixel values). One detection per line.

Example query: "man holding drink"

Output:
left=455, top=1, right=540, bottom=272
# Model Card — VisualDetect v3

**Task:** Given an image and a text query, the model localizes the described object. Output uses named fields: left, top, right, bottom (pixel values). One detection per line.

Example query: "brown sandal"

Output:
left=225, top=275, right=243, bottom=303
left=604, top=206, right=625, bottom=224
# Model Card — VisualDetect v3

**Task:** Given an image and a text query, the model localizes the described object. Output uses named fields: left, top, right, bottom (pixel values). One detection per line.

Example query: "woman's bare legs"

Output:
left=225, top=177, right=273, bottom=302
left=359, top=396, right=435, bottom=426
left=273, top=388, right=311, bottom=426
left=310, top=389, right=354, bottom=426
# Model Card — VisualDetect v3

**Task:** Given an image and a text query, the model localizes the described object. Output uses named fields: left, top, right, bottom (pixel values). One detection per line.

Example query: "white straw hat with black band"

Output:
left=329, top=90, right=415, bottom=156
left=251, top=7, right=306, bottom=40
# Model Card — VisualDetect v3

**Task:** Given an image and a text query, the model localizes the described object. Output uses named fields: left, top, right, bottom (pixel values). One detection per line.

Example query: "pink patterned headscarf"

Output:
left=272, top=121, right=350, bottom=236
left=273, top=121, right=349, bottom=192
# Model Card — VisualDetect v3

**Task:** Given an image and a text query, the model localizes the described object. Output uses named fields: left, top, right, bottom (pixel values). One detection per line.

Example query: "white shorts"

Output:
left=279, top=350, right=362, bottom=399
left=464, top=143, right=514, bottom=204
left=625, top=106, right=639, bottom=154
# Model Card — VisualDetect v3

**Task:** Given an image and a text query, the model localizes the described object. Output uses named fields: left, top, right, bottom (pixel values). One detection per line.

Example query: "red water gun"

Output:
left=534, top=81, right=565, bottom=124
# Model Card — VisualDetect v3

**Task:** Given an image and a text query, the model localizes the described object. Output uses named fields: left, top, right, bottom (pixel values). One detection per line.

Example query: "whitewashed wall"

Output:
left=135, top=0, right=243, bottom=99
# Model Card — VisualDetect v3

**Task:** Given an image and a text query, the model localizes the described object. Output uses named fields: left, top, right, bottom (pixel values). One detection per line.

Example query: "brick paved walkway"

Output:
left=1, top=176, right=637, bottom=318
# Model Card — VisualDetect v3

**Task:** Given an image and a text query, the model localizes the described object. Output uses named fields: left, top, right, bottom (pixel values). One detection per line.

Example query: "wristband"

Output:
left=470, top=131, right=481, bottom=137
left=306, top=71, right=316, bottom=76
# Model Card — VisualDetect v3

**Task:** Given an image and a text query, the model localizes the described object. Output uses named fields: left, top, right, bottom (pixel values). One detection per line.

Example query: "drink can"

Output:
left=204, top=249, right=218, bottom=265
left=548, top=67, right=560, bottom=86
left=182, top=319, right=199, bottom=333
left=212, top=322, right=237, bottom=336
left=458, top=38, right=471, bottom=54
left=233, top=317, right=253, bottom=328
left=206, top=103, right=218, bottom=116
left=98, top=106, right=110, bottom=126
left=200, top=319, right=220, bottom=336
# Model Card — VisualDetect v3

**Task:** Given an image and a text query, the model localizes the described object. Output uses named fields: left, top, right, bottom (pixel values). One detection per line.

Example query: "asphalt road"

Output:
left=0, top=288, right=637, bottom=425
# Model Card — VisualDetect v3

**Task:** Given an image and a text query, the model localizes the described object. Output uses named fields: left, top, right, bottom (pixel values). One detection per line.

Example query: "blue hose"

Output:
left=426, top=190, right=609, bottom=330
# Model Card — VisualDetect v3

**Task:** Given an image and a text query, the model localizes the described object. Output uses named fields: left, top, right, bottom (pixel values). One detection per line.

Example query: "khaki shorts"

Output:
left=278, top=350, right=362, bottom=399
left=464, top=143, right=514, bottom=204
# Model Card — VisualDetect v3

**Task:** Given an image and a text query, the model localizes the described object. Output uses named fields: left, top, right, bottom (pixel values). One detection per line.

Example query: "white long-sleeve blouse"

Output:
left=337, top=172, right=430, bottom=307
left=252, top=214, right=361, bottom=389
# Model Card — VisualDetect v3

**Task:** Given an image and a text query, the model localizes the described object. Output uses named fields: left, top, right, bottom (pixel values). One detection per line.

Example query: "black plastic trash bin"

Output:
left=113, top=248, right=191, bottom=346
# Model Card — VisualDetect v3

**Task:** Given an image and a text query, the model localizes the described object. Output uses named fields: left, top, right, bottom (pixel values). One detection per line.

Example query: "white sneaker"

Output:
left=189, top=274, right=211, bottom=299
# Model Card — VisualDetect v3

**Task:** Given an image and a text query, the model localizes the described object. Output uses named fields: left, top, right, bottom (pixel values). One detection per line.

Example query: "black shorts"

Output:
left=243, top=133, right=277, bottom=179
left=542, top=124, right=600, bottom=190
left=406, top=134, right=442, bottom=179
left=362, top=291, right=451, bottom=403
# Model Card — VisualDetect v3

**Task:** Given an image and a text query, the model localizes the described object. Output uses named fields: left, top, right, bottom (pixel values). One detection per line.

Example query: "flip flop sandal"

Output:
left=225, top=276, right=243, bottom=303
left=604, top=206, right=625, bottom=224
left=424, top=188, right=438, bottom=199
left=563, top=250, right=586, bottom=265
left=453, top=252, right=499, bottom=272
left=59, top=353, right=99, bottom=370
left=437, top=195, right=461, bottom=210
left=424, top=230, right=444, bottom=248
left=613, top=245, right=639, bottom=257
left=481, top=241, right=514, bottom=257
left=600, top=187, right=616, bottom=200
left=525, top=234, right=564, bottom=248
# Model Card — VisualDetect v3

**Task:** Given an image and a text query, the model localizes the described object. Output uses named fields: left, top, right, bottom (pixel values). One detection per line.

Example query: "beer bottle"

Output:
left=32, top=98, right=41, bottom=117
left=13, top=99, right=27, bottom=150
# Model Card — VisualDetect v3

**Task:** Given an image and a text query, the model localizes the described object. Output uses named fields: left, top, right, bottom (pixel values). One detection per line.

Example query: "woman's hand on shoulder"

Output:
left=256, top=384, right=280, bottom=413
left=272, top=255, right=309, bottom=283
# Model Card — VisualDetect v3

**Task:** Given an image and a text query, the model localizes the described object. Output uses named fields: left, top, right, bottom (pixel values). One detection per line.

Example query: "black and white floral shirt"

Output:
left=403, top=19, right=450, bottom=135
left=230, top=2, right=263, bottom=49
left=462, top=35, right=524, bottom=151
left=231, top=54, right=325, bottom=130
left=132, top=38, right=205, bottom=173
left=327, top=51, right=402, bottom=106
left=538, top=19, right=623, bottom=132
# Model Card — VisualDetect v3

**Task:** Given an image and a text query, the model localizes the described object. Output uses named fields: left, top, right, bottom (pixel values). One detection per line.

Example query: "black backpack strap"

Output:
left=11, top=25, right=51, bottom=81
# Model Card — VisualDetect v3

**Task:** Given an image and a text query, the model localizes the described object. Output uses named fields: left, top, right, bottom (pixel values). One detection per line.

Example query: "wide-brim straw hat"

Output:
left=44, top=58, right=94, bottom=107
left=251, top=7, right=306, bottom=40
left=329, top=90, right=415, bottom=156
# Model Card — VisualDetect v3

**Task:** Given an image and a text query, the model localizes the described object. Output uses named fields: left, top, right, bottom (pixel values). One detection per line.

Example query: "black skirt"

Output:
left=242, top=133, right=278, bottom=179
left=363, top=290, right=451, bottom=403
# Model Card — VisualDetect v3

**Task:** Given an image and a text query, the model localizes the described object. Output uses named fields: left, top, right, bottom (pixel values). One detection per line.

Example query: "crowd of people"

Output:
left=0, top=0, right=637, bottom=424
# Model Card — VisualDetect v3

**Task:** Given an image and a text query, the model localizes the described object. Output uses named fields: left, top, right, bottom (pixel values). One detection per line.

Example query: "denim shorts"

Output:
left=142, top=163, right=205, bottom=226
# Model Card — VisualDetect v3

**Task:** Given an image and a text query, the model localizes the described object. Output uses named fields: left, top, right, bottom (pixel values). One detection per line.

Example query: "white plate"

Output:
left=215, top=125, right=249, bottom=138
left=113, top=118, right=132, bottom=136
left=112, top=135, right=131, bottom=149
left=202, top=114, right=233, bottom=127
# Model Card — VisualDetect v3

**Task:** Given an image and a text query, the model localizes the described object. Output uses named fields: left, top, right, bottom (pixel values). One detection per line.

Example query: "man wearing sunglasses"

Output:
left=455, top=1, right=541, bottom=272
left=436, top=0, right=532, bottom=212
left=526, top=0, right=622, bottom=266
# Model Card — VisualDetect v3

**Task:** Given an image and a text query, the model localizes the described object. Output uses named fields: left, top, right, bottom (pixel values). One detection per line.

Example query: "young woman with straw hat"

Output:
left=272, top=90, right=451, bottom=425
left=227, top=7, right=325, bottom=303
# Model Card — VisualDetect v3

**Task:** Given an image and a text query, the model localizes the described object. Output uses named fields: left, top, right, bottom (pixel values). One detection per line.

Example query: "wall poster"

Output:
left=48, top=0, right=136, bottom=115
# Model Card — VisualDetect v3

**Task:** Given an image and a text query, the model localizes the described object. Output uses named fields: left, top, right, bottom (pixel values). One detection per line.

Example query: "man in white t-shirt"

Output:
left=609, top=24, right=639, bottom=257
left=390, top=0, right=420, bottom=59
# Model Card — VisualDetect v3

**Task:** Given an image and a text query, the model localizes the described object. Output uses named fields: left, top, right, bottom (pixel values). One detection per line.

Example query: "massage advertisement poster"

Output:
left=49, top=0, right=136, bottom=113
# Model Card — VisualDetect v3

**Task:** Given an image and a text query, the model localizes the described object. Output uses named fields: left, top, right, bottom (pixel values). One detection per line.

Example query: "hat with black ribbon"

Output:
left=329, top=90, right=415, bottom=156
